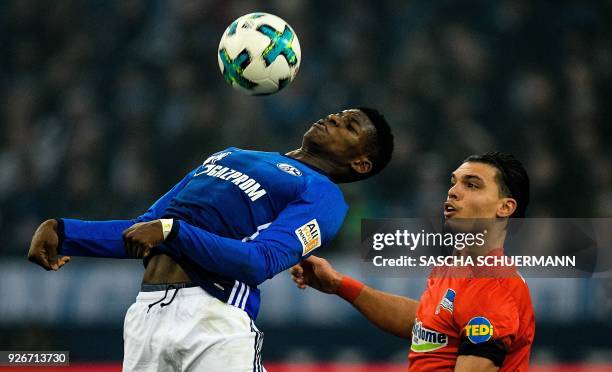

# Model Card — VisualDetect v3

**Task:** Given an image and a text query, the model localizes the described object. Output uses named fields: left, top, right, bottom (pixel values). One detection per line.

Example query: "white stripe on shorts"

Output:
left=234, top=283, right=246, bottom=307
left=240, top=285, right=250, bottom=310
left=228, top=281, right=240, bottom=304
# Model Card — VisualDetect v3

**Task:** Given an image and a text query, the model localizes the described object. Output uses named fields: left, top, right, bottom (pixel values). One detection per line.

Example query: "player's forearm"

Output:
left=454, top=355, right=499, bottom=372
left=56, top=169, right=195, bottom=258
left=59, top=219, right=136, bottom=258
left=349, top=285, right=419, bottom=339
left=166, top=220, right=297, bottom=286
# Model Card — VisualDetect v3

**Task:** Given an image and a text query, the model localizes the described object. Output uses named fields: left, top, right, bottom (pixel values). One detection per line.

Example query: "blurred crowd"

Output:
left=2, top=0, right=612, bottom=255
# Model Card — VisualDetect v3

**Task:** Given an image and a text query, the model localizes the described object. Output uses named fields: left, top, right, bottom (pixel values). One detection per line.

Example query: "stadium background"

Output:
left=1, top=0, right=611, bottom=370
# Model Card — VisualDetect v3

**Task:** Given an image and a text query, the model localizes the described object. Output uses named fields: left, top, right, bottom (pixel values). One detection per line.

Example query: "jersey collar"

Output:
left=280, top=154, right=329, bottom=177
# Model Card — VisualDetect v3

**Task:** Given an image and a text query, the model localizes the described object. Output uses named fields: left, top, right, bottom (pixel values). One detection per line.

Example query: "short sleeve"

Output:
left=454, top=280, right=519, bottom=365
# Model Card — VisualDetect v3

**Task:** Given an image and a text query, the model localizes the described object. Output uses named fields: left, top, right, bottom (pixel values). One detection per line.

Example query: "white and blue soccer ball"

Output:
left=217, top=12, right=301, bottom=95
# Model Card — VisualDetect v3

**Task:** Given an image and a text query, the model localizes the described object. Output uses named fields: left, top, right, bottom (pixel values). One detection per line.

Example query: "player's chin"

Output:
left=303, top=128, right=318, bottom=141
left=303, top=133, right=328, bottom=150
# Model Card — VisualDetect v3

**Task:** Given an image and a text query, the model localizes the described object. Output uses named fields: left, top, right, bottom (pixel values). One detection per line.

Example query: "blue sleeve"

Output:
left=59, top=168, right=197, bottom=258
left=164, top=181, right=348, bottom=286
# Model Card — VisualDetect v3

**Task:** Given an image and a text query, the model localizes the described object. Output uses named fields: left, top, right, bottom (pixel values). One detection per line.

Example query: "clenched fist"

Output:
left=122, top=220, right=165, bottom=258
left=290, top=256, right=342, bottom=294
left=27, top=219, right=71, bottom=271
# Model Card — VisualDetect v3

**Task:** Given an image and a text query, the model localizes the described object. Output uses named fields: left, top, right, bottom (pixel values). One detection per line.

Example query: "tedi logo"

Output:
left=464, top=316, right=494, bottom=344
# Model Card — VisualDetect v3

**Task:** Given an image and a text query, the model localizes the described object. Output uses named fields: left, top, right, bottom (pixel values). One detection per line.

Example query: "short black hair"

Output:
left=463, top=152, right=530, bottom=218
left=355, top=107, right=394, bottom=180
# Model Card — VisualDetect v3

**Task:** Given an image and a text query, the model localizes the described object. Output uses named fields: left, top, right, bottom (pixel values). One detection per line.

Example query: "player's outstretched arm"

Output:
left=123, top=180, right=349, bottom=286
left=46, top=168, right=197, bottom=260
left=291, top=256, right=419, bottom=340
left=28, top=219, right=70, bottom=271
left=151, top=218, right=304, bottom=286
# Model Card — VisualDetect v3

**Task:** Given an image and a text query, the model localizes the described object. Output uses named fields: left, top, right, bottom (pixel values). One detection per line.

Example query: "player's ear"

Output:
left=350, top=157, right=372, bottom=175
left=496, top=197, right=517, bottom=218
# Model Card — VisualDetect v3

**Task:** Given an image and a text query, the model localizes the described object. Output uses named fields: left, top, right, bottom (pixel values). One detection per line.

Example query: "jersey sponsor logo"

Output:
left=204, top=151, right=232, bottom=166
left=194, top=151, right=232, bottom=177
left=276, top=163, right=302, bottom=176
left=295, top=219, right=321, bottom=255
left=435, top=288, right=456, bottom=315
left=464, top=316, right=494, bottom=344
left=411, top=319, right=448, bottom=352
left=194, top=152, right=267, bottom=202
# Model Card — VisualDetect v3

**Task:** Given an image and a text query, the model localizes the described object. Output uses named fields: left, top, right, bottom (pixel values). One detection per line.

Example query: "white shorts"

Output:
left=123, top=285, right=265, bottom=372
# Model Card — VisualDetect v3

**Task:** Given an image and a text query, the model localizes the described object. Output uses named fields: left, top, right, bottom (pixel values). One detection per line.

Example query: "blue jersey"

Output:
left=57, top=147, right=348, bottom=319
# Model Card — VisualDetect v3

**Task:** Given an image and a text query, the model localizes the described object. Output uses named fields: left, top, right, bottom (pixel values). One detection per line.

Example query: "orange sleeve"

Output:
left=454, top=279, right=520, bottom=349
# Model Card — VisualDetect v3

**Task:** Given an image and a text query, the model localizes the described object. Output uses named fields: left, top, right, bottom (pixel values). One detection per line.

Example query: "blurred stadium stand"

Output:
left=1, top=0, right=611, bottom=368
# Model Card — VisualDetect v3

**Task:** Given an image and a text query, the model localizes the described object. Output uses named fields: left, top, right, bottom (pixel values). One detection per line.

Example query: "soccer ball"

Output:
left=217, top=12, right=301, bottom=95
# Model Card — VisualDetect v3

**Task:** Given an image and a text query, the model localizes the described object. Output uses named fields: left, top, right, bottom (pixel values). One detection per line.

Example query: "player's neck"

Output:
left=285, top=148, right=338, bottom=181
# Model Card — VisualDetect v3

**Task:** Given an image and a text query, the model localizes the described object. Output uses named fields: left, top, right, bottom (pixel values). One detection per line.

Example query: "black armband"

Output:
left=457, top=337, right=507, bottom=367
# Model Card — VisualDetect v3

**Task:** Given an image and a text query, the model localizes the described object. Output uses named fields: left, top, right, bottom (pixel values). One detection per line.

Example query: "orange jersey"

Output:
left=408, top=265, right=535, bottom=371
